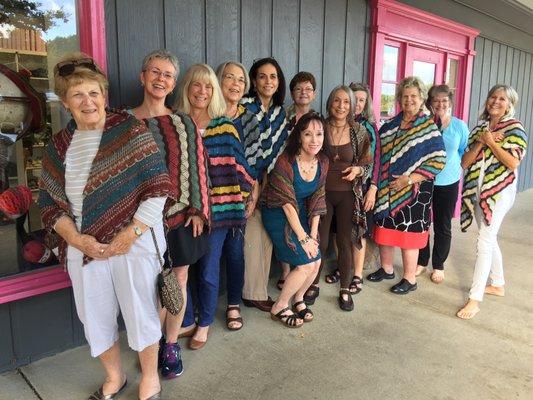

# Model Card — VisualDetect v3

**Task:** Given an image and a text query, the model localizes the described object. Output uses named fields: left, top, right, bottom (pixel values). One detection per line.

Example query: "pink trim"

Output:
left=0, top=267, right=71, bottom=304
left=77, top=0, right=107, bottom=74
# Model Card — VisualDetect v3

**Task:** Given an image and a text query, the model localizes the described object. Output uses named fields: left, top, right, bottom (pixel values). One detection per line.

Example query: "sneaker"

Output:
left=157, top=335, right=165, bottom=369
left=161, top=342, right=183, bottom=379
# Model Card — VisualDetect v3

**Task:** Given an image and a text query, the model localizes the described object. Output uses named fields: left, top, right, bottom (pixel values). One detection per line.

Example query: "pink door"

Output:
left=405, top=46, right=445, bottom=88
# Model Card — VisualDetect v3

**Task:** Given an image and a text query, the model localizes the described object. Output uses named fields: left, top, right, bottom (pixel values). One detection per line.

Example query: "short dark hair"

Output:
left=425, top=84, right=454, bottom=111
left=289, top=71, right=316, bottom=92
left=247, top=57, right=286, bottom=106
left=284, top=111, right=329, bottom=159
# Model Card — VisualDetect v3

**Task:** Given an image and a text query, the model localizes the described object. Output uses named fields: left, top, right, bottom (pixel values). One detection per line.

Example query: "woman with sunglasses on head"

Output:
left=129, top=50, right=210, bottom=380
left=260, top=111, right=329, bottom=327
left=240, top=57, right=290, bottom=313
left=39, top=53, right=172, bottom=400
left=176, top=63, right=253, bottom=349
left=415, top=85, right=469, bottom=284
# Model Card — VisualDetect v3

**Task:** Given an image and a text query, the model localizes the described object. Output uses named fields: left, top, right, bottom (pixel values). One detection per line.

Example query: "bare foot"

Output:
left=226, top=305, right=243, bottom=330
left=430, top=269, right=445, bottom=284
left=456, top=299, right=480, bottom=319
left=485, top=285, right=505, bottom=297
left=102, top=374, right=126, bottom=396
left=138, top=375, right=161, bottom=400
left=415, top=265, right=427, bottom=276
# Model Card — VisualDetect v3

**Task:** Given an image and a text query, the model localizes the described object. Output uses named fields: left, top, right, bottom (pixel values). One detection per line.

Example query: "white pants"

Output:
left=67, top=222, right=165, bottom=357
left=469, top=186, right=516, bottom=301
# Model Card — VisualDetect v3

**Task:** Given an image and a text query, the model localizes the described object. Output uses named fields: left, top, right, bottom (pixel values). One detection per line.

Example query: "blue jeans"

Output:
left=183, top=227, right=245, bottom=327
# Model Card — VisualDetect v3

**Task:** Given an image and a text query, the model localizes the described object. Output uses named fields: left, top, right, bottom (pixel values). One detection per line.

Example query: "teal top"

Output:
left=435, top=117, right=469, bottom=186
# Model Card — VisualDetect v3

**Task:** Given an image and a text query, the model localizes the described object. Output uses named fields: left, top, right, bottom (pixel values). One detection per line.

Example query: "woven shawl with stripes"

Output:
left=356, top=115, right=381, bottom=187
left=461, top=118, right=527, bottom=231
left=374, top=111, right=446, bottom=220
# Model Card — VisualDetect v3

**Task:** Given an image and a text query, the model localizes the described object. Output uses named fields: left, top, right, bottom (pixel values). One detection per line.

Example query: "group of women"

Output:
left=38, top=50, right=527, bottom=399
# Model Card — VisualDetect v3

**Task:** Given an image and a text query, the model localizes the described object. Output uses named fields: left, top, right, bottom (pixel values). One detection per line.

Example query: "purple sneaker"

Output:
left=157, top=336, right=165, bottom=369
left=161, top=342, right=183, bottom=379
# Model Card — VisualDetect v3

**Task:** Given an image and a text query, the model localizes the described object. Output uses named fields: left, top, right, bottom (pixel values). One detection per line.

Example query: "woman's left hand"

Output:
left=363, top=185, right=377, bottom=211
left=342, top=166, right=361, bottom=181
left=101, top=226, right=138, bottom=257
left=389, top=175, right=411, bottom=191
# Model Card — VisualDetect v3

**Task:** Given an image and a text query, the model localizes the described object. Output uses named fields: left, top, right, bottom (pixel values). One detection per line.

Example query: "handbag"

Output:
left=150, top=228, right=183, bottom=316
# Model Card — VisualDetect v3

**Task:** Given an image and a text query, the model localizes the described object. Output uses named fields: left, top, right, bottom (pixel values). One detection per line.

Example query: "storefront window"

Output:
left=380, top=45, right=399, bottom=122
left=0, top=1, right=79, bottom=278
left=413, top=60, right=436, bottom=87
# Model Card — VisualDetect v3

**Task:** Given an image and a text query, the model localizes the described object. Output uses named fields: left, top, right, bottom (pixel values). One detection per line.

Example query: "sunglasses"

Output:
left=56, top=58, right=99, bottom=77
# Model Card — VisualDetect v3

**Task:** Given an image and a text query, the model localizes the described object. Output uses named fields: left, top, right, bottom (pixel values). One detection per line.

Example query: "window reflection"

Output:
left=383, top=45, right=399, bottom=81
left=380, top=82, right=396, bottom=122
left=413, top=60, right=436, bottom=87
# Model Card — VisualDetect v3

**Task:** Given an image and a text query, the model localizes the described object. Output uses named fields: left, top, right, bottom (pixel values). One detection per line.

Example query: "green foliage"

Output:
left=0, top=0, right=69, bottom=33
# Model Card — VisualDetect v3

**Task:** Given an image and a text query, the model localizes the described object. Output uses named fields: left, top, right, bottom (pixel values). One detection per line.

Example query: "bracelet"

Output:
left=407, top=176, right=413, bottom=185
left=299, top=235, right=312, bottom=245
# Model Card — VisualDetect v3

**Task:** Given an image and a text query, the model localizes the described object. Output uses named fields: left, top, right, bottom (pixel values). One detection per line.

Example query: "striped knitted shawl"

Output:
left=240, top=96, right=289, bottom=175
left=203, top=116, right=254, bottom=228
left=232, top=104, right=261, bottom=180
left=374, top=111, right=446, bottom=220
left=260, top=152, right=329, bottom=251
left=142, top=112, right=210, bottom=229
left=39, top=109, right=173, bottom=265
left=461, top=118, right=527, bottom=231
left=356, top=115, right=381, bottom=186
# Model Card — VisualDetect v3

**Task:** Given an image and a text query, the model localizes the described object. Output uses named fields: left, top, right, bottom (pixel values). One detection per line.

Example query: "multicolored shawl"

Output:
left=39, top=109, right=173, bottom=265
left=260, top=152, right=329, bottom=251
left=203, top=116, right=254, bottom=228
left=356, top=114, right=381, bottom=186
left=232, top=104, right=261, bottom=180
left=240, top=96, right=289, bottom=176
left=142, top=112, right=210, bottom=229
left=461, top=118, right=527, bottom=231
left=374, top=111, right=446, bottom=220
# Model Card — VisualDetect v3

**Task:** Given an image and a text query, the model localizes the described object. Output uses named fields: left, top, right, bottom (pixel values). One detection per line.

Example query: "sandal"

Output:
left=292, top=300, right=314, bottom=322
left=226, top=306, right=243, bottom=331
left=276, top=278, right=285, bottom=290
left=270, top=306, right=303, bottom=328
left=303, top=284, right=320, bottom=305
left=325, top=269, right=340, bottom=284
left=349, top=276, right=363, bottom=294
left=338, top=289, right=354, bottom=311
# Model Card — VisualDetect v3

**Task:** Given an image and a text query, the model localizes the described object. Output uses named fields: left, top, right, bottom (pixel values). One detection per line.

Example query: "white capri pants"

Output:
left=67, top=221, right=165, bottom=357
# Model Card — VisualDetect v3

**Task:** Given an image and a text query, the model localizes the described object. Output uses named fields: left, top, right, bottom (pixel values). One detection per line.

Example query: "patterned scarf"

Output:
left=260, top=152, right=329, bottom=251
left=356, top=114, right=381, bottom=187
left=240, top=96, right=289, bottom=176
left=374, top=111, right=446, bottom=220
left=461, top=118, right=527, bottom=231
left=142, top=112, right=210, bottom=229
left=39, top=109, right=173, bottom=265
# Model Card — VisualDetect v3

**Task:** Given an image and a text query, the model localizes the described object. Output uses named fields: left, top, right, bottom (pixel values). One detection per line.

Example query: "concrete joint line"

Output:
left=17, top=368, right=44, bottom=400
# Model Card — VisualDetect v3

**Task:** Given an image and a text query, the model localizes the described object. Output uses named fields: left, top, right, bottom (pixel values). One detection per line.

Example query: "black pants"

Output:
left=417, top=180, right=459, bottom=269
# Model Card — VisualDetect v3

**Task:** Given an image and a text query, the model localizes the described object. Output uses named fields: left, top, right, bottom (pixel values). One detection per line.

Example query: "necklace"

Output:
left=329, top=121, right=348, bottom=161
left=297, top=154, right=318, bottom=175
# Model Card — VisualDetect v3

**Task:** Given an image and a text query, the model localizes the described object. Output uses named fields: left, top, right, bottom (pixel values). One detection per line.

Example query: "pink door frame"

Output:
left=368, top=0, right=479, bottom=121
left=0, top=0, right=107, bottom=304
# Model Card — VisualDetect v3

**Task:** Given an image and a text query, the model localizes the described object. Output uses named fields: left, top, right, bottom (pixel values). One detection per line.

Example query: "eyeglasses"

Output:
left=144, top=67, right=175, bottom=80
left=223, top=73, right=246, bottom=85
left=294, top=86, right=314, bottom=93
left=56, top=58, right=99, bottom=77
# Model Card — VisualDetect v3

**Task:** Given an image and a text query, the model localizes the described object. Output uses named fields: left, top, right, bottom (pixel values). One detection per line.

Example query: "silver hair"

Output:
left=326, top=85, right=356, bottom=122
left=480, top=84, right=519, bottom=121
left=215, top=61, right=251, bottom=94
left=141, top=49, right=180, bottom=81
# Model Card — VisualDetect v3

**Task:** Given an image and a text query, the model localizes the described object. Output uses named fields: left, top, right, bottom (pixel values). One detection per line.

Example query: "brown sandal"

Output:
left=226, top=306, right=243, bottom=331
left=292, top=300, right=314, bottom=322
left=270, top=306, right=303, bottom=328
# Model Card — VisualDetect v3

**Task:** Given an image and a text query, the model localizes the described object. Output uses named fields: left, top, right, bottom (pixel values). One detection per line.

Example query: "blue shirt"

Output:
left=435, top=116, right=469, bottom=186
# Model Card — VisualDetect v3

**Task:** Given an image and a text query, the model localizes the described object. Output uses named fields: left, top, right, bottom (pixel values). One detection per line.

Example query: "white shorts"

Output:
left=67, top=221, right=166, bottom=357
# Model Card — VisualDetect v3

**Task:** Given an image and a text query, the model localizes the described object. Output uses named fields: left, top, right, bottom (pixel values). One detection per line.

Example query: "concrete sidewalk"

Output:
left=2, top=190, right=532, bottom=400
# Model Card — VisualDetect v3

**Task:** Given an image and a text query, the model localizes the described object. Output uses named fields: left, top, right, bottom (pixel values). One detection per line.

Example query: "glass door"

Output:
left=405, top=46, right=445, bottom=88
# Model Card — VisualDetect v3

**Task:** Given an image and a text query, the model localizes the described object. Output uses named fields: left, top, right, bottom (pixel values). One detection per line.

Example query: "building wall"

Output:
left=104, top=0, right=370, bottom=113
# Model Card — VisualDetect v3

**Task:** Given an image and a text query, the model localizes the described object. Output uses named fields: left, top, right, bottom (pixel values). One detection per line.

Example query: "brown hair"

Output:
left=425, top=84, right=454, bottom=112
left=289, top=71, right=317, bottom=92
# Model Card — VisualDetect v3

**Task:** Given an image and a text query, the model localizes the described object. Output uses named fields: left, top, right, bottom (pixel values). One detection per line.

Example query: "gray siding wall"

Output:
left=104, top=0, right=371, bottom=113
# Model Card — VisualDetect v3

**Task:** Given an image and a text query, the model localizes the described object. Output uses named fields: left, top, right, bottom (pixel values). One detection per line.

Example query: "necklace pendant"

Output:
left=333, top=154, right=340, bottom=161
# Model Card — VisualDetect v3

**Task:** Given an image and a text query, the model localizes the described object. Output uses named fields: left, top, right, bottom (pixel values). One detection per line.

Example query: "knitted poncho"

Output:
left=39, top=109, right=173, bottom=265
left=240, top=96, right=289, bottom=176
left=461, top=118, right=527, bottom=231
left=203, top=116, right=254, bottom=228
left=260, top=152, right=329, bottom=251
left=142, top=112, right=210, bottom=229
left=374, top=111, right=446, bottom=220
left=356, top=114, right=381, bottom=186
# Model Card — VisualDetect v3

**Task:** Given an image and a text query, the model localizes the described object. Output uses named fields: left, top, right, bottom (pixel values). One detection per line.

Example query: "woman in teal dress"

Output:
left=260, top=112, right=329, bottom=328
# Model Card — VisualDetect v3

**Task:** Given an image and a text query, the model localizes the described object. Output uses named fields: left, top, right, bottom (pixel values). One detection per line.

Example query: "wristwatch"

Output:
left=132, top=226, right=143, bottom=237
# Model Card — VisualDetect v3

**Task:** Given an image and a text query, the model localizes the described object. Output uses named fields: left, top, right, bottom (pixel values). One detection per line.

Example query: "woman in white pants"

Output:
left=457, top=84, right=527, bottom=319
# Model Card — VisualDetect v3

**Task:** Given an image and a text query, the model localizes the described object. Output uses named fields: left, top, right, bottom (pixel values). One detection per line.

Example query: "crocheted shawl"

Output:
left=142, top=112, right=210, bottom=229
left=461, top=118, right=527, bottom=231
left=39, top=109, right=173, bottom=265
left=260, top=152, right=329, bottom=251
left=232, top=104, right=261, bottom=180
left=356, top=114, right=381, bottom=187
left=240, top=96, right=289, bottom=176
left=374, top=111, right=446, bottom=220
left=203, top=116, right=254, bottom=228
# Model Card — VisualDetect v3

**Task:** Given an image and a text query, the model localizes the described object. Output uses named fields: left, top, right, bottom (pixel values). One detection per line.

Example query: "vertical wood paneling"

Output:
left=522, top=54, right=533, bottom=190
left=469, top=37, right=484, bottom=127
left=0, top=304, right=13, bottom=370
left=272, top=0, right=300, bottom=101
left=511, top=49, right=521, bottom=91
left=504, top=46, right=514, bottom=84
left=104, top=0, right=121, bottom=107
left=206, top=0, right=239, bottom=67
left=344, top=0, right=368, bottom=85
left=489, top=42, right=499, bottom=86
left=299, top=0, right=325, bottom=110
left=241, top=0, right=272, bottom=69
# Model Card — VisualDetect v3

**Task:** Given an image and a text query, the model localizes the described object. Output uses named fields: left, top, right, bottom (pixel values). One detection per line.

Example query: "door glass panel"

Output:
left=380, top=83, right=396, bottom=122
left=383, top=45, right=399, bottom=82
left=0, top=1, right=79, bottom=278
left=446, top=58, right=458, bottom=88
left=413, top=61, right=436, bottom=87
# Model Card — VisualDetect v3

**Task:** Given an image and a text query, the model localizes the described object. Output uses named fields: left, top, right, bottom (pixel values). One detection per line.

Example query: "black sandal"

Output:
left=303, top=284, right=320, bottom=305
left=226, top=306, right=243, bottom=331
left=349, top=276, right=363, bottom=295
left=292, top=300, right=314, bottom=322
left=325, top=269, right=340, bottom=284
left=270, top=306, right=303, bottom=328
left=338, top=289, right=354, bottom=311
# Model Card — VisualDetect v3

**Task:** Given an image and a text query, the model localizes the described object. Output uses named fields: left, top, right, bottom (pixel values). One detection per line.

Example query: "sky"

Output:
left=39, top=0, right=77, bottom=40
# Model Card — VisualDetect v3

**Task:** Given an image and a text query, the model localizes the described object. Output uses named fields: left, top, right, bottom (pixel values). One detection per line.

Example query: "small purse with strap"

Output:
left=150, top=228, right=183, bottom=316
